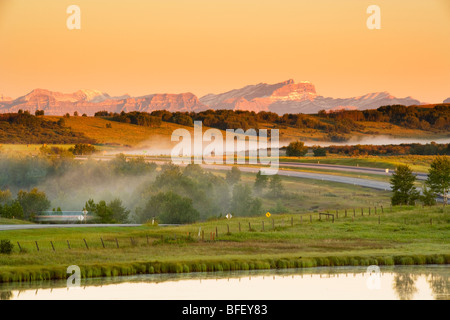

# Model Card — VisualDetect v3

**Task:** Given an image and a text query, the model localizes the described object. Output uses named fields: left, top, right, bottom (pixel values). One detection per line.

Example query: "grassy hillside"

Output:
left=0, top=114, right=95, bottom=145
left=0, top=113, right=446, bottom=150
left=58, top=115, right=446, bottom=148
left=0, top=205, right=448, bottom=283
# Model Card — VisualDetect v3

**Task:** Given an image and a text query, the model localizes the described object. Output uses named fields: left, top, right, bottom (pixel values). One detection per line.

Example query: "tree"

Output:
left=17, top=188, right=51, bottom=220
left=313, top=146, right=327, bottom=157
left=421, top=185, right=437, bottom=206
left=230, top=184, right=262, bottom=217
left=254, top=170, right=269, bottom=194
left=84, top=199, right=96, bottom=214
left=269, top=175, right=284, bottom=198
left=108, top=198, right=130, bottom=223
left=144, top=191, right=199, bottom=224
left=286, top=141, right=308, bottom=157
left=426, top=156, right=450, bottom=205
left=0, top=190, right=12, bottom=205
left=95, top=200, right=115, bottom=224
left=226, top=166, right=241, bottom=185
left=390, top=165, right=419, bottom=206
left=0, top=201, right=24, bottom=219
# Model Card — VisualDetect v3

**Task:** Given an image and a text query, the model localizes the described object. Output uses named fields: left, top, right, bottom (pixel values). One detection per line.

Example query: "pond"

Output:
left=0, top=265, right=448, bottom=300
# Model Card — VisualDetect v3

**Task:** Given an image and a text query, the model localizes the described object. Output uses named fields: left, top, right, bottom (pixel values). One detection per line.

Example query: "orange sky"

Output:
left=0, top=0, right=449, bottom=102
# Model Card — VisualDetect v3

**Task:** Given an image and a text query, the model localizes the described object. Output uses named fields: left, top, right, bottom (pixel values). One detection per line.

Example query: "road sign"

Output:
left=226, top=214, right=233, bottom=220
left=77, top=215, right=84, bottom=221
left=266, top=212, right=271, bottom=218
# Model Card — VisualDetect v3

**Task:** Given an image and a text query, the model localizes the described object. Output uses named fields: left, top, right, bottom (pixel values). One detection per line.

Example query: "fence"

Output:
left=9, top=205, right=442, bottom=254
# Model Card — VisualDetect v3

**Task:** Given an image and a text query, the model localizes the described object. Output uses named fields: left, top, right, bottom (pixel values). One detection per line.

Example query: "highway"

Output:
left=0, top=224, right=141, bottom=231
left=2, top=157, right=437, bottom=231
left=278, top=162, right=428, bottom=181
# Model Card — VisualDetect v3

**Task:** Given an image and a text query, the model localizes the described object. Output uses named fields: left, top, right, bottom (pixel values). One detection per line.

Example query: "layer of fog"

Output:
left=104, top=134, right=450, bottom=157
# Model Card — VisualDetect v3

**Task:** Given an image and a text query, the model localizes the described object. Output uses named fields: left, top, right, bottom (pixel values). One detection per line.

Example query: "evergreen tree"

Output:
left=390, top=165, right=419, bottom=206
left=426, top=156, right=450, bottom=205
left=254, top=170, right=269, bottom=194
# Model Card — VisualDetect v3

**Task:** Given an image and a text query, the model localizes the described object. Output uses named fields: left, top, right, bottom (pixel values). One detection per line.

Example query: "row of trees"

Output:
left=131, top=164, right=287, bottom=224
left=0, top=112, right=95, bottom=144
left=390, top=156, right=450, bottom=206
left=83, top=198, right=130, bottom=224
left=284, top=141, right=450, bottom=157
left=0, top=188, right=50, bottom=220
left=325, top=142, right=450, bottom=156
left=320, top=105, right=450, bottom=131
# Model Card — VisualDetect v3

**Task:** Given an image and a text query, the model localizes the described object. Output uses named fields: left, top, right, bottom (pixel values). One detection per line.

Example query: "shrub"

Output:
left=0, top=240, right=14, bottom=254
left=286, top=141, right=308, bottom=157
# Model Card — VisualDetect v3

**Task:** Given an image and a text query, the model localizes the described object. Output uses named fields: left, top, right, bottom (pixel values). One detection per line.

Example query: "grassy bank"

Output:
left=0, top=205, right=448, bottom=283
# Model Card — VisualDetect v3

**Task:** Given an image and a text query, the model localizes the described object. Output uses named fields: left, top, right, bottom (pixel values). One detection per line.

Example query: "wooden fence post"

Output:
left=116, top=238, right=120, bottom=248
left=35, top=241, right=39, bottom=252
left=50, top=241, right=55, bottom=251
left=67, top=240, right=71, bottom=250
left=239, top=222, right=241, bottom=232
left=17, top=241, right=22, bottom=252
left=83, top=239, right=89, bottom=250
left=216, top=227, right=218, bottom=239
left=249, top=222, right=251, bottom=231
left=101, top=238, right=105, bottom=249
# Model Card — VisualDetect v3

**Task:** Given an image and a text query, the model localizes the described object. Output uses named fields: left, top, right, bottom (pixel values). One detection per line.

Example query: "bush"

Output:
left=286, top=141, right=308, bottom=157
left=0, top=240, right=14, bottom=254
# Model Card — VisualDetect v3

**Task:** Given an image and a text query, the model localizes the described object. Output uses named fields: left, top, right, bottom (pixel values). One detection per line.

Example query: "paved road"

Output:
left=78, top=155, right=427, bottom=180
left=279, top=162, right=428, bottom=180
left=0, top=224, right=142, bottom=231
left=202, top=164, right=392, bottom=191
left=4, top=157, right=432, bottom=231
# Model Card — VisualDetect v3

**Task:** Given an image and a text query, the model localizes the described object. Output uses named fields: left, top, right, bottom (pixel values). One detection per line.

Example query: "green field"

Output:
left=0, top=205, right=448, bottom=283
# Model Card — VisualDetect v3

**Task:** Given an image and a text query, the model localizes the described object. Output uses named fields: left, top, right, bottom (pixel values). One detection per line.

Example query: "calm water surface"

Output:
left=0, top=265, right=448, bottom=300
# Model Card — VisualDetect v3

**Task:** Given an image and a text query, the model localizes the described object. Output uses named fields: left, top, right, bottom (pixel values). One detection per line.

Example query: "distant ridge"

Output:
left=0, top=80, right=427, bottom=116
left=199, top=80, right=423, bottom=115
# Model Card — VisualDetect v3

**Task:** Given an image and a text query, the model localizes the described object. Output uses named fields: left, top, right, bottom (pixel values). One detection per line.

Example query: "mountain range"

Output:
left=0, top=80, right=430, bottom=116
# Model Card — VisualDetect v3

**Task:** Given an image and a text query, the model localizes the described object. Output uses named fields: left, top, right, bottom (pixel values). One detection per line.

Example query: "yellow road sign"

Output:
left=266, top=212, right=271, bottom=218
